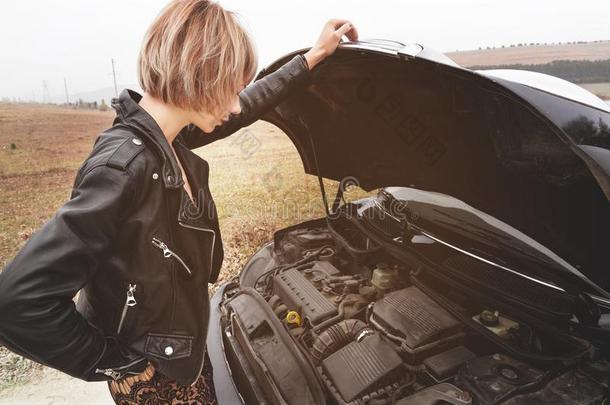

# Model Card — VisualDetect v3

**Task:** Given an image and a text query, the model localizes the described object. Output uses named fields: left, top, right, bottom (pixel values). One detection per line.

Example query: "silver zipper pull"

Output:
left=152, top=237, right=172, bottom=258
left=126, top=284, right=137, bottom=306
left=117, top=283, right=137, bottom=334
left=95, top=368, right=122, bottom=380
left=151, top=237, right=192, bottom=275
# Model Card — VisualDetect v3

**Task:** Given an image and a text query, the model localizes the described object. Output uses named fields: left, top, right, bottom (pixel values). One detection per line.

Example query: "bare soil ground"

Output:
left=0, top=369, right=113, bottom=405
left=447, top=40, right=610, bottom=66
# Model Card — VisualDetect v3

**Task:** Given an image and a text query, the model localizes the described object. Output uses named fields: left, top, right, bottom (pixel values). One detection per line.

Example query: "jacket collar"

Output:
left=111, top=88, right=185, bottom=189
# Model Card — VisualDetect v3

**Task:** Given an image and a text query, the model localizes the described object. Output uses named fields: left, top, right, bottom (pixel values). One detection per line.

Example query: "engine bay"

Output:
left=217, top=215, right=610, bottom=404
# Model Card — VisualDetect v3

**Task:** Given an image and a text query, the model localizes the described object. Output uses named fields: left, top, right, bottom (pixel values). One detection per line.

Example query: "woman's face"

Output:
left=190, top=83, right=246, bottom=133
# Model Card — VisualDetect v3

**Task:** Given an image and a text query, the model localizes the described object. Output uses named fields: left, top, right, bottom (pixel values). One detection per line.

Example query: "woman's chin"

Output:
left=200, top=122, right=217, bottom=133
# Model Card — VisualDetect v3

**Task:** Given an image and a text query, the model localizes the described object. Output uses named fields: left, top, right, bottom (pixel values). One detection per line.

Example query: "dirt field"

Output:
left=448, top=40, right=610, bottom=66
left=0, top=103, right=329, bottom=399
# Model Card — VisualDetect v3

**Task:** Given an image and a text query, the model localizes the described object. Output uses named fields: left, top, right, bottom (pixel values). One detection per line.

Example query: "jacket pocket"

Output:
left=144, top=333, right=194, bottom=360
left=177, top=222, right=217, bottom=282
left=116, top=283, right=137, bottom=335
left=92, top=336, right=148, bottom=381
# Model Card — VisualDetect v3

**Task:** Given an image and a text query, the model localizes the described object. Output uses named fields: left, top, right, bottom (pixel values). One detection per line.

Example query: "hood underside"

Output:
left=258, top=41, right=610, bottom=288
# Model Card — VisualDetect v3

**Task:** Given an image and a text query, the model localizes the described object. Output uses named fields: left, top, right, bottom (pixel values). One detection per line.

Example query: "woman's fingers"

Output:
left=331, top=20, right=358, bottom=41
left=109, top=361, right=156, bottom=395
left=304, top=18, right=359, bottom=70
left=336, top=22, right=357, bottom=42
left=144, top=362, right=155, bottom=379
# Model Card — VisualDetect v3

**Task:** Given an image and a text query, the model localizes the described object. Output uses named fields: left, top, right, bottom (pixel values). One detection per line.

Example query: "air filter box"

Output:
left=322, top=334, right=402, bottom=402
left=371, top=287, right=463, bottom=363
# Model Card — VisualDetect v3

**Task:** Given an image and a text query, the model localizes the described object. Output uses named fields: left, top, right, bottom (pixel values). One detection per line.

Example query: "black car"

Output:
left=207, top=40, right=610, bottom=404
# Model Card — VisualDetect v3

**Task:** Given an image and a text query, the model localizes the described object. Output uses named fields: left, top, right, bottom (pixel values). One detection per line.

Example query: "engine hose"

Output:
left=312, top=301, right=347, bottom=334
left=254, top=245, right=333, bottom=289
left=311, top=319, right=370, bottom=364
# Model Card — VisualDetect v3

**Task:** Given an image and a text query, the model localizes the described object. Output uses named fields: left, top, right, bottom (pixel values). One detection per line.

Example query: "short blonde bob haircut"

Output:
left=138, top=0, right=257, bottom=115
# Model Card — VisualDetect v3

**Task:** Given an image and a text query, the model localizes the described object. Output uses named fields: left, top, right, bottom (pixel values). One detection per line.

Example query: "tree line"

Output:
left=475, top=40, right=608, bottom=51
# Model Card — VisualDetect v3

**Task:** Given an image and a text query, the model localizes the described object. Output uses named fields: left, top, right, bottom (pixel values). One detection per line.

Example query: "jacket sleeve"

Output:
left=0, top=163, right=148, bottom=382
left=180, top=53, right=312, bottom=149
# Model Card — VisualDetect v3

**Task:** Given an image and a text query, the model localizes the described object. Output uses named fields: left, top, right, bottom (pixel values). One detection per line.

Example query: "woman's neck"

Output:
left=138, top=92, right=190, bottom=145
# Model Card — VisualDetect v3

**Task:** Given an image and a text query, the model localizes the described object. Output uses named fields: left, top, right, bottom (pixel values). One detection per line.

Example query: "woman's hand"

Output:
left=304, top=19, right=359, bottom=70
left=109, top=361, right=156, bottom=395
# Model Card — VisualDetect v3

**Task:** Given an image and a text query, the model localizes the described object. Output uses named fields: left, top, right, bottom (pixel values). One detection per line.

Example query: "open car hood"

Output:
left=258, top=40, right=610, bottom=293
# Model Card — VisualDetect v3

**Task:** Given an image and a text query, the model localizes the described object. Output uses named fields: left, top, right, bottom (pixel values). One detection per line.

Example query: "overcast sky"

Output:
left=1, top=0, right=609, bottom=100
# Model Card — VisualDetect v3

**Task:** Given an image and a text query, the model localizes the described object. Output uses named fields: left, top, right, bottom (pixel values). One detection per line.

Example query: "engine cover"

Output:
left=273, top=267, right=338, bottom=325
left=371, top=287, right=463, bottom=362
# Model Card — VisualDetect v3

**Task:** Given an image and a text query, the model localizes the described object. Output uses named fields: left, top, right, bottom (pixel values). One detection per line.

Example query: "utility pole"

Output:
left=42, top=81, right=51, bottom=104
left=63, top=77, right=70, bottom=104
left=111, top=58, right=118, bottom=98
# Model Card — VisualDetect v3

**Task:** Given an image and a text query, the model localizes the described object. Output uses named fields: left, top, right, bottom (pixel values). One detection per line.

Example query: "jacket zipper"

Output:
left=95, top=356, right=146, bottom=380
left=116, top=284, right=137, bottom=334
left=152, top=237, right=192, bottom=275
left=177, top=221, right=216, bottom=387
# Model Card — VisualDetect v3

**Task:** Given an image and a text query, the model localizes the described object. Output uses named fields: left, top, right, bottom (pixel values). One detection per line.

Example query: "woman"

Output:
left=0, top=0, right=357, bottom=403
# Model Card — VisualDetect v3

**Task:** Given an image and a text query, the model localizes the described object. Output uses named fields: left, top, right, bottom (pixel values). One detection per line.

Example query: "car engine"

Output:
left=219, top=218, right=610, bottom=404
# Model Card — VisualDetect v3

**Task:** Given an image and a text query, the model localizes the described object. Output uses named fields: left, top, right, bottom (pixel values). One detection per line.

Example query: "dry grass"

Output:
left=0, top=104, right=111, bottom=177
left=0, top=103, right=330, bottom=390
left=448, top=40, right=610, bottom=67
left=0, top=104, right=114, bottom=268
left=197, top=122, right=333, bottom=285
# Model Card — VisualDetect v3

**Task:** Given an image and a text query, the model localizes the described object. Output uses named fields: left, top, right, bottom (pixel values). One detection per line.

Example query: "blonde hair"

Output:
left=138, top=0, right=257, bottom=114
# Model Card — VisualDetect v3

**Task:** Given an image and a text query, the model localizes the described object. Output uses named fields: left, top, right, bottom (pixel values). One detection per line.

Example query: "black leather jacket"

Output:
left=0, top=54, right=311, bottom=386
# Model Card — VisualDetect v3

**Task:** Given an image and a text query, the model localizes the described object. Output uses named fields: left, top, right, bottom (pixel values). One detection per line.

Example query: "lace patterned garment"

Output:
left=107, top=352, right=217, bottom=404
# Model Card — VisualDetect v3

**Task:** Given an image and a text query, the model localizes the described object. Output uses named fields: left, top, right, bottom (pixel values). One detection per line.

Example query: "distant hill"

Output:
left=447, top=40, right=610, bottom=67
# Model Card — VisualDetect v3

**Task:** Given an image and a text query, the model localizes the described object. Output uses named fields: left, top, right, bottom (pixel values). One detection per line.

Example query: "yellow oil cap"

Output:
left=286, top=311, right=301, bottom=326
